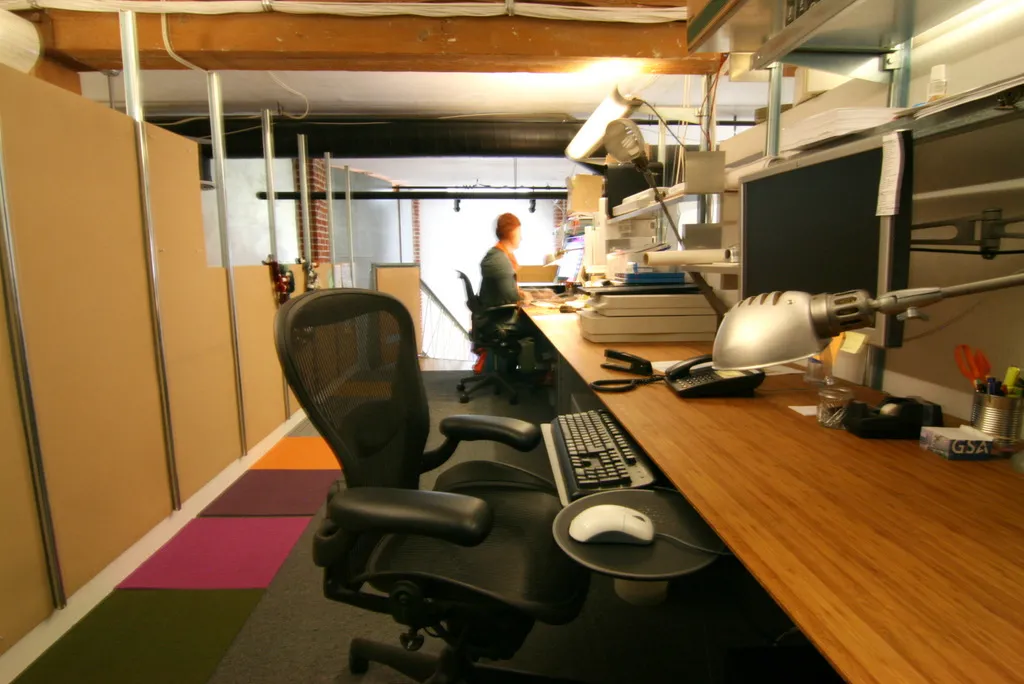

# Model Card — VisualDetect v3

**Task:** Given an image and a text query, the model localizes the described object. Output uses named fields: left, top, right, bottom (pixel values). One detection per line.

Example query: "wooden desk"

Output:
left=528, top=311, right=1024, bottom=684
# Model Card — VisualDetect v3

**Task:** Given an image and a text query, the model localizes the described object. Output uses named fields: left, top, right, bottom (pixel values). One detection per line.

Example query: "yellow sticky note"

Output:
left=840, top=331, right=867, bottom=355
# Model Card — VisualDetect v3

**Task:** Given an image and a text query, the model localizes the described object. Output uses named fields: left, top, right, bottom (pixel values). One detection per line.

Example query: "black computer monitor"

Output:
left=741, top=133, right=913, bottom=348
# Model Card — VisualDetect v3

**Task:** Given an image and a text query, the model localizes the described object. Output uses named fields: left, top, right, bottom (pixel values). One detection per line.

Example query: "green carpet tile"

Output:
left=14, top=589, right=264, bottom=684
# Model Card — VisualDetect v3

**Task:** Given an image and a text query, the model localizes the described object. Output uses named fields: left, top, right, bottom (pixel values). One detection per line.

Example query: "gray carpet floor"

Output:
left=208, top=372, right=800, bottom=684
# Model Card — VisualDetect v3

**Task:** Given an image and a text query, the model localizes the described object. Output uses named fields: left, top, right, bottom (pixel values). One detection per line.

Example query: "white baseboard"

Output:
left=0, top=410, right=307, bottom=684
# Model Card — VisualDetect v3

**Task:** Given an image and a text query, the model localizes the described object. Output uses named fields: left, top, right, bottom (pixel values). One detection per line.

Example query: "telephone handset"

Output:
left=664, top=354, right=765, bottom=398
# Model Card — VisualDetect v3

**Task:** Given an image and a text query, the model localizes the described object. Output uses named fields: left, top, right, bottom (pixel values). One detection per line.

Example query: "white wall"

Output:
left=202, top=158, right=299, bottom=267
left=331, top=169, right=409, bottom=289
left=419, top=199, right=557, bottom=330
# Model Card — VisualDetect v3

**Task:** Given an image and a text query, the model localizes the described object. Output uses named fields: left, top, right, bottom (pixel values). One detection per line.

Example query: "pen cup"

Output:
left=971, top=393, right=1024, bottom=448
left=818, top=387, right=854, bottom=430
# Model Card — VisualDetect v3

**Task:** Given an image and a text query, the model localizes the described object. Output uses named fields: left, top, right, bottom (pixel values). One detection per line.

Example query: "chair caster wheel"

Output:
left=348, top=652, right=369, bottom=675
left=459, top=394, right=470, bottom=404
left=456, top=383, right=466, bottom=391
left=509, top=395, right=519, bottom=405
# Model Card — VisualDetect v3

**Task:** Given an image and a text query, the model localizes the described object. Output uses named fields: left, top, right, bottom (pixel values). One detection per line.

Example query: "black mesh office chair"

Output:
left=275, top=289, right=590, bottom=684
left=455, top=270, right=524, bottom=405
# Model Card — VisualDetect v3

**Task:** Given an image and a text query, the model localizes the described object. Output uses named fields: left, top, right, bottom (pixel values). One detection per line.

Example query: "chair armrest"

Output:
left=440, top=415, right=541, bottom=452
left=421, top=415, right=541, bottom=473
left=328, top=487, right=493, bottom=547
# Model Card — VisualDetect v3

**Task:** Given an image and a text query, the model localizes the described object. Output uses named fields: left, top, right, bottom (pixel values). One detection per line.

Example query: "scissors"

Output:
left=955, top=344, right=991, bottom=390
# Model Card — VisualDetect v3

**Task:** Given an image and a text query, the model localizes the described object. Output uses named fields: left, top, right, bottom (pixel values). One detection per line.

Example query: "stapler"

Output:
left=601, top=349, right=653, bottom=376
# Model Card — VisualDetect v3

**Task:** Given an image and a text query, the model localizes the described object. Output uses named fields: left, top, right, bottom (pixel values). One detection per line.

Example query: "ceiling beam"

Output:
left=32, top=10, right=722, bottom=74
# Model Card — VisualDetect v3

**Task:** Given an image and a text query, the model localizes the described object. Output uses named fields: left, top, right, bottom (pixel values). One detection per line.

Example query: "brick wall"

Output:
left=553, top=199, right=566, bottom=252
left=412, top=199, right=421, bottom=264
left=294, top=158, right=332, bottom=263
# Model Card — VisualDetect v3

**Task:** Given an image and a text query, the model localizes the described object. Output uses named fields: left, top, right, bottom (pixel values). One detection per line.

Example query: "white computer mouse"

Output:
left=568, top=504, right=654, bottom=545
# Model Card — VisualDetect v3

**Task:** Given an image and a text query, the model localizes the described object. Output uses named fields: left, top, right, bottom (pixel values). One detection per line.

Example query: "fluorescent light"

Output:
left=565, top=88, right=642, bottom=161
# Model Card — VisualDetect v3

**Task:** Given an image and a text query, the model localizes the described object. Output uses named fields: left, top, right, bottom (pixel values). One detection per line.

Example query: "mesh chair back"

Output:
left=275, top=289, right=429, bottom=490
left=456, top=270, right=480, bottom=314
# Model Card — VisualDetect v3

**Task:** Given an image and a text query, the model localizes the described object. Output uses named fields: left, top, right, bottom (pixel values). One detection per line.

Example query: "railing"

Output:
left=420, top=279, right=473, bottom=362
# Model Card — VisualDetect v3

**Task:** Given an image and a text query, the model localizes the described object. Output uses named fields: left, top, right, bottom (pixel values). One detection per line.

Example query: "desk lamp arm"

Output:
left=813, top=272, right=1024, bottom=336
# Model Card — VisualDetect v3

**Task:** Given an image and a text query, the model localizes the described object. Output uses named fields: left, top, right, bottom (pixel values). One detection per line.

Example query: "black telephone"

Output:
left=664, top=354, right=766, bottom=398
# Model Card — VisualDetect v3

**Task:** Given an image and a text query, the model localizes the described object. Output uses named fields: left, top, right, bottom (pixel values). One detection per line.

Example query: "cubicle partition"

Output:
left=0, top=64, right=307, bottom=653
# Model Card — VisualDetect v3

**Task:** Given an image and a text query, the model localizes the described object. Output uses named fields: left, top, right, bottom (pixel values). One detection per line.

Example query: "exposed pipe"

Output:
left=345, top=166, right=356, bottom=287
left=765, top=63, right=783, bottom=158
left=121, top=10, right=181, bottom=510
left=297, top=134, right=313, bottom=267
left=324, top=152, right=337, bottom=281
left=0, top=113, right=66, bottom=609
left=261, top=110, right=278, bottom=260
left=208, top=71, right=249, bottom=457
left=259, top=190, right=567, bottom=201
left=155, top=118, right=582, bottom=159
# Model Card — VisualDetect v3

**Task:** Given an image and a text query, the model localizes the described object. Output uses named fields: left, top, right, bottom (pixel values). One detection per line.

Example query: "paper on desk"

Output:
left=789, top=406, right=818, bottom=417
left=530, top=300, right=561, bottom=309
left=876, top=131, right=905, bottom=217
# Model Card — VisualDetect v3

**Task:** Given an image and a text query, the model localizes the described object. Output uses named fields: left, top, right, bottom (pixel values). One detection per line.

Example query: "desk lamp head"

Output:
left=712, top=272, right=1024, bottom=371
left=712, top=290, right=874, bottom=370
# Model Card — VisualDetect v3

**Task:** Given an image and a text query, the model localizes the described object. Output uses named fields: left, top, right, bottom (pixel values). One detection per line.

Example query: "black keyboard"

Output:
left=550, top=410, right=656, bottom=501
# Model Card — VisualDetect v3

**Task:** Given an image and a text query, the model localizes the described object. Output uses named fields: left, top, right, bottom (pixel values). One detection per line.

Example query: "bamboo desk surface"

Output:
left=528, top=311, right=1024, bottom=684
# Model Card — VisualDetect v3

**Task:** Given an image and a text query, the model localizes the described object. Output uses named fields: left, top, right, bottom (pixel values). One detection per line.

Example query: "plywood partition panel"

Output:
left=234, top=266, right=287, bottom=449
left=0, top=65, right=170, bottom=594
left=0, top=306, right=54, bottom=654
left=147, top=125, right=242, bottom=500
left=374, top=265, right=422, bottom=349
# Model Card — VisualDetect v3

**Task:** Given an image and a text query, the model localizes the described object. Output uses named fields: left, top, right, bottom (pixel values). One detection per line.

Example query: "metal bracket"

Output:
left=911, top=209, right=1024, bottom=259
left=779, top=51, right=890, bottom=83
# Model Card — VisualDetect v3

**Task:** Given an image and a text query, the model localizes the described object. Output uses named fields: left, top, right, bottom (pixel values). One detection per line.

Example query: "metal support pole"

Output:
left=697, top=74, right=713, bottom=225
left=396, top=196, right=404, bottom=263
left=345, top=165, right=356, bottom=287
left=297, top=135, right=313, bottom=268
left=887, top=42, right=912, bottom=108
left=324, top=152, right=337, bottom=283
left=0, top=115, right=66, bottom=609
left=261, top=110, right=278, bottom=261
left=121, top=10, right=180, bottom=509
left=208, top=72, right=248, bottom=456
left=765, top=63, right=783, bottom=158
left=261, top=110, right=289, bottom=418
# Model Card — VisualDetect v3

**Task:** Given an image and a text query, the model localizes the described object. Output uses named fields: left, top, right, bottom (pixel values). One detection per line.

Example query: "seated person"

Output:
left=477, top=212, right=550, bottom=367
left=479, top=212, right=529, bottom=318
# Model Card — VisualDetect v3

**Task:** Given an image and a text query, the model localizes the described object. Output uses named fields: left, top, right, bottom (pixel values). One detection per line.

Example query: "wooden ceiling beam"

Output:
left=33, top=10, right=722, bottom=74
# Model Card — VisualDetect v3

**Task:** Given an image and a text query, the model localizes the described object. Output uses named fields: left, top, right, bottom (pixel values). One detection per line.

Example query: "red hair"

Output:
left=495, top=213, right=521, bottom=241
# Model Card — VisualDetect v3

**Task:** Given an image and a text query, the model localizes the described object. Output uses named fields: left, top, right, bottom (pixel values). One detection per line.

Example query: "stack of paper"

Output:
left=780, top=108, right=900, bottom=152
left=577, top=307, right=716, bottom=343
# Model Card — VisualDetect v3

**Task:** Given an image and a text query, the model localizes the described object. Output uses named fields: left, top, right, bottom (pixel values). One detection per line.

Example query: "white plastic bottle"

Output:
left=927, top=65, right=948, bottom=102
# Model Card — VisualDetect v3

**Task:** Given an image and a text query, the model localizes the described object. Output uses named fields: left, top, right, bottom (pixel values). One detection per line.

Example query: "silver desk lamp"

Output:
left=712, top=274, right=1024, bottom=370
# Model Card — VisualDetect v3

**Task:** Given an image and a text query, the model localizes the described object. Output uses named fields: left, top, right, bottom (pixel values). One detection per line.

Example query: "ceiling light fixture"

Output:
left=565, top=87, right=642, bottom=162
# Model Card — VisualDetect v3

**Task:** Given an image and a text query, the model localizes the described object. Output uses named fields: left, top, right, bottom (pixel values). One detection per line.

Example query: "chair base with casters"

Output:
left=348, top=639, right=588, bottom=684
left=458, top=344, right=522, bottom=405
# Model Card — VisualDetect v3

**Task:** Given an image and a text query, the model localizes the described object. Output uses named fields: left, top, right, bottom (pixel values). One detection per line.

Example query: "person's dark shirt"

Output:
left=478, top=246, right=519, bottom=310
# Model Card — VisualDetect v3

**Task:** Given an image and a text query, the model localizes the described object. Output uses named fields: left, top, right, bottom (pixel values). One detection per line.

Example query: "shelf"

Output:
left=752, top=0, right=976, bottom=70
left=687, top=0, right=981, bottom=72
left=608, top=193, right=701, bottom=224
left=682, top=262, right=739, bottom=274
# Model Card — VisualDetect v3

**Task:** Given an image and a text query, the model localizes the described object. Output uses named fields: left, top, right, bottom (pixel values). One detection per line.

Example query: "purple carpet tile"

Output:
left=200, top=469, right=340, bottom=517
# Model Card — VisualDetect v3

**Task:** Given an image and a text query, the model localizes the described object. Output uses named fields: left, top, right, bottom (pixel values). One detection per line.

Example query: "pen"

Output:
left=986, top=377, right=1002, bottom=396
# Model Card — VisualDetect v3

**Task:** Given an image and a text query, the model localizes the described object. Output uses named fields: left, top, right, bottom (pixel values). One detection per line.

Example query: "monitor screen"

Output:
left=557, top=248, right=584, bottom=281
left=741, top=135, right=912, bottom=347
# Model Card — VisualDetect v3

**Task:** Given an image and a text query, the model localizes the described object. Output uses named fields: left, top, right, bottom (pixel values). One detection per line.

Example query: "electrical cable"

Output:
left=160, top=7, right=205, bottom=71
left=638, top=99, right=686, bottom=148
left=654, top=532, right=731, bottom=556
left=267, top=72, right=310, bottom=120
left=0, top=0, right=688, bottom=24
left=902, top=267, right=1024, bottom=343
